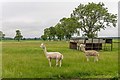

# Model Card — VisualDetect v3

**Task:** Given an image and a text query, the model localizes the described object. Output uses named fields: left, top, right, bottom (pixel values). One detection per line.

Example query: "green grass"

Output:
left=0, top=42, right=2, bottom=78
left=1, top=40, right=118, bottom=78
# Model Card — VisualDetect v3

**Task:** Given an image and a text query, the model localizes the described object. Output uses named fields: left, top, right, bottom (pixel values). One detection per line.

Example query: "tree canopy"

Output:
left=41, top=17, right=79, bottom=40
left=71, top=2, right=117, bottom=38
left=59, top=17, right=80, bottom=40
left=14, top=30, right=23, bottom=41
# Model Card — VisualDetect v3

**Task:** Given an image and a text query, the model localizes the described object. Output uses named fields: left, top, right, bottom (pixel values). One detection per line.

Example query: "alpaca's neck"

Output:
left=43, top=46, right=47, bottom=56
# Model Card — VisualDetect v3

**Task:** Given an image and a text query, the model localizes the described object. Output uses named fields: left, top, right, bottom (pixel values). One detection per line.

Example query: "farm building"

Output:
left=69, top=37, right=113, bottom=51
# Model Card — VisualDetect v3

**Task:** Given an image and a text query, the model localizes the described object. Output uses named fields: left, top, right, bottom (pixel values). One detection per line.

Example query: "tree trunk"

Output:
left=86, top=32, right=95, bottom=38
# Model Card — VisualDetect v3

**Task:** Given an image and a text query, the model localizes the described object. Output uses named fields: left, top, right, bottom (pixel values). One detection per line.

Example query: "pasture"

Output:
left=1, top=40, right=118, bottom=78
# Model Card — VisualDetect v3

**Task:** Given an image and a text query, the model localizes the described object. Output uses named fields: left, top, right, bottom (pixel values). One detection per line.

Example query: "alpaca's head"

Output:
left=80, top=44, right=85, bottom=48
left=40, top=43, right=45, bottom=49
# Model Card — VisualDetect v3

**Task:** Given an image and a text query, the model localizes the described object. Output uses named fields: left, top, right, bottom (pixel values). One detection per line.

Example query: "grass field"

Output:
left=0, top=42, right=2, bottom=78
left=1, top=40, right=118, bottom=78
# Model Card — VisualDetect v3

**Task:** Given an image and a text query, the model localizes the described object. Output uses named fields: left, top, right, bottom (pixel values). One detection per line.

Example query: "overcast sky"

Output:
left=0, top=0, right=119, bottom=38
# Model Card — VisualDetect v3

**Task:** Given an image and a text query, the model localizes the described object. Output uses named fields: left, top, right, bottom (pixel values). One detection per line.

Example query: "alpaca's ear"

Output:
left=40, top=43, right=44, bottom=47
left=41, top=43, right=44, bottom=45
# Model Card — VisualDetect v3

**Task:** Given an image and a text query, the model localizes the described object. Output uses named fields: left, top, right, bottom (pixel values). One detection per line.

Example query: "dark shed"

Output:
left=69, top=37, right=112, bottom=51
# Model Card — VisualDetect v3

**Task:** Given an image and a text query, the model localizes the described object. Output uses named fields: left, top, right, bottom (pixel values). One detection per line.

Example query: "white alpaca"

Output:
left=80, top=44, right=99, bottom=62
left=40, top=43, right=63, bottom=67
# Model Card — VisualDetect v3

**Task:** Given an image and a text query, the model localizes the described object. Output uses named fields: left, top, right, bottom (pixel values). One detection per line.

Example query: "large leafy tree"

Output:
left=55, top=23, right=65, bottom=40
left=71, top=2, right=117, bottom=38
left=14, top=30, right=23, bottom=41
left=44, top=28, right=51, bottom=40
left=41, top=35, right=47, bottom=40
left=49, top=27, right=56, bottom=40
left=43, top=27, right=56, bottom=40
left=43, top=17, right=80, bottom=40
left=60, top=17, right=80, bottom=40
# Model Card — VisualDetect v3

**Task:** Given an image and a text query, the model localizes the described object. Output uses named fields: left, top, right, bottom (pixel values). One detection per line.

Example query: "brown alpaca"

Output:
left=80, top=44, right=99, bottom=62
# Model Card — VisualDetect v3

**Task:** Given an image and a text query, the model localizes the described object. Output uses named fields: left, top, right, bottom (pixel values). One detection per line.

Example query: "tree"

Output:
left=41, top=35, right=47, bottom=40
left=49, top=27, right=56, bottom=40
left=44, top=27, right=56, bottom=40
left=43, top=18, right=80, bottom=41
left=44, top=28, right=51, bottom=40
left=71, top=2, right=117, bottom=38
left=55, top=23, right=65, bottom=40
left=0, top=31, right=5, bottom=40
left=60, top=17, right=80, bottom=40
left=14, top=30, right=23, bottom=41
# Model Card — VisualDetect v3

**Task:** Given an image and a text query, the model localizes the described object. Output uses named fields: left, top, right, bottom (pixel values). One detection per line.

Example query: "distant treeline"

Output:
left=1, top=37, right=41, bottom=40
left=1, top=37, right=120, bottom=41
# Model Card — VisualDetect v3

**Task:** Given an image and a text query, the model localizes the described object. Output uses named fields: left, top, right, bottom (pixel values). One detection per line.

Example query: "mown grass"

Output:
left=1, top=40, right=118, bottom=78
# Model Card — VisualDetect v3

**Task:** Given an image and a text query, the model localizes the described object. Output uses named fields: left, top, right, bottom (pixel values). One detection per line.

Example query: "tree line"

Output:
left=41, top=18, right=80, bottom=41
left=41, top=2, right=117, bottom=41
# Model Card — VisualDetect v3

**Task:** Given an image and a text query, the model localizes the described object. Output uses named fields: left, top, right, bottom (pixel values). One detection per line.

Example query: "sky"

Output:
left=0, top=0, right=119, bottom=38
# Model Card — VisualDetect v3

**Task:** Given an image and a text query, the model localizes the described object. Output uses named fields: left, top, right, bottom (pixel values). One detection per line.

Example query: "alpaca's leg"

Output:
left=78, top=46, right=80, bottom=50
left=48, top=59, right=51, bottom=67
left=56, top=59, right=59, bottom=66
left=96, top=56, right=98, bottom=62
left=86, top=56, right=89, bottom=61
left=94, top=57, right=96, bottom=62
left=79, top=46, right=81, bottom=50
left=59, top=60, right=62, bottom=67
left=77, top=46, right=79, bottom=50
left=94, top=56, right=98, bottom=62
